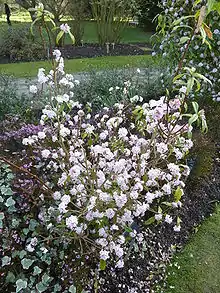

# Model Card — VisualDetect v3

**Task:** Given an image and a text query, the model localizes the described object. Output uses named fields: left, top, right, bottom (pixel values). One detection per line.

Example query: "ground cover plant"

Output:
left=1, top=0, right=220, bottom=292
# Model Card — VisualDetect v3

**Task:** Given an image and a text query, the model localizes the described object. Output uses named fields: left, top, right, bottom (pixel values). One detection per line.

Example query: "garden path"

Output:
left=14, top=67, right=163, bottom=96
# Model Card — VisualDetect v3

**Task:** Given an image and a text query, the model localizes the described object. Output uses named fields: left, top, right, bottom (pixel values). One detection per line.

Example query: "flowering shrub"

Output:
left=0, top=48, right=207, bottom=291
left=154, top=0, right=220, bottom=100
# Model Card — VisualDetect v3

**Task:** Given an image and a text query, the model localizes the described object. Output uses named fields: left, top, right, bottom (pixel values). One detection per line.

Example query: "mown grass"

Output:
left=0, top=19, right=152, bottom=44
left=0, top=55, right=156, bottom=78
left=165, top=205, right=220, bottom=293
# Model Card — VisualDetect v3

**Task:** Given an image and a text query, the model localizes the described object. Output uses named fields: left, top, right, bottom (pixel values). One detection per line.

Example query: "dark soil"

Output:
left=0, top=43, right=152, bottom=64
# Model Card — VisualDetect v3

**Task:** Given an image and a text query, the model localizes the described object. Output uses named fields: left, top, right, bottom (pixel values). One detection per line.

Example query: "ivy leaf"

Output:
left=19, top=250, right=27, bottom=259
left=21, top=258, right=35, bottom=270
left=1, top=186, right=13, bottom=196
left=16, top=279, right=27, bottom=293
left=6, top=271, right=15, bottom=283
left=36, top=282, right=48, bottom=292
left=54, top=284, right=62, bottom=292
left=29, top=219, right=38, bottom=231
left=0, top=212, right=5, bottom=220
left=69, top=285, right=77, bottom=293
left=5, top=196, right=15, bottom=207
left=2, top=256, right=11, bottom=266
left=33, top=266, right=42, bottom=276
left=42, top=273, right=53, bottom=284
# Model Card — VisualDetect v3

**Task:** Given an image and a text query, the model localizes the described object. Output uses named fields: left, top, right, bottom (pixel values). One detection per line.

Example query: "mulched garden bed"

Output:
left=0, top=43, right=152, bottom=64
left=1, top=117, right=218, bottom=293
left=98, top=144, right=220, bottom=293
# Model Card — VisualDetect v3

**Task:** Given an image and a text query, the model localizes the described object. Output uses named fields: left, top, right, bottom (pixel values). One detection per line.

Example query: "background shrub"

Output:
left=0, top=25, right=45, bottom=62
left=0, top=74, right=47, bottom=122
left=155, top=0, right=220, bottom=101
left=137, top=0, right=162, bottom=31
left=71, top=65, right=170, bottom=110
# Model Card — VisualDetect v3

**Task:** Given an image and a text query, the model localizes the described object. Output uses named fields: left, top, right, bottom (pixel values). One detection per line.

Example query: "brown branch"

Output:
left=0, top=156, right=53, bottom=196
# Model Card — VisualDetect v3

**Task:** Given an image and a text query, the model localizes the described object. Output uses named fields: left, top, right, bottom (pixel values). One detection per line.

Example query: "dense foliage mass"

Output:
left=155, top=0, right=220, bottom=101
left=0, top=46, right=207, bottom=291
left=1, top=0, right=220, bottom=292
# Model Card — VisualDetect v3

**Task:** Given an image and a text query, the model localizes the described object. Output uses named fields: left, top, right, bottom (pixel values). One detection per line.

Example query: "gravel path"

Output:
left=13, top=67, right=165, bottom=96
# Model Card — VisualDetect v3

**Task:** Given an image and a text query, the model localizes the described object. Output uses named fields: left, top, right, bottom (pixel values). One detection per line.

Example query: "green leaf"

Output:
left=36, top=282, right=48, bottom=292
left=161, top=201, right=172, bottom=207
left=5, top=196, right=15, bottom=207
left=179, top=36, right=190, bottom=44
left=68, top=31, right=75, bottom=44
left=172, top=15, right=195, bottom=27
left=192, top=101, right=199, bottom=113
left=6, top=272, right=15, bottom=283
left=33, top=266, right=42, bottom=276
left=42, top=273, right=53, bottom=284
left=29, top=219, right=38, bottom=231
left=158, top=206, right=162, bottom=213
left=56, top=30, right=64, bottom=45
left=188, top=114, right=198, bottom=125
left=200, top=26, right=207, bottom=43
left=177, top=216, right=182, bottom=226
left=213, top=2, right=220, bottom=14
left=1, top=186, right=13, bottom=196
left=12, top=218, right=20, bottom=228
left=0, top=212, right=4, bottom=220
left=19, top=250, right=27, bottom=259
left=54, top=284, right=62, bottom=292
left=21, top=258, right=35, bottom=270
left=174, top=187, right=183, bottom=202
left=195, top=78, right=201, bottom=92
left=69, top=285, right=77, bottom=293
left=100, top=259, right=107, bottom=270
left=144, top=216, right=156, bottom=226
left=193, top=73, right=212, bottom=85
left=22, top=228, right=30, bottom=235
left=207, top=0, right=216, bottom=13
left=172, top=25, right=192, bottom=32
left=187, top=77, right=195, bottom=93
left=193, top=0, right=202, bottom=7
left=124, top=226, right=133, bottom=233
left=2, top=256, right=11, bottom=266
left=16, top=279, right=27, bottom=293
left=173, top=73, right=184, bottom=82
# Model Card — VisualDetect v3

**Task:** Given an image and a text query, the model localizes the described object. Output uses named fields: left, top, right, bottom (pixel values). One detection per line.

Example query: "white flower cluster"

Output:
left=24, top=50, right=195, bottom=270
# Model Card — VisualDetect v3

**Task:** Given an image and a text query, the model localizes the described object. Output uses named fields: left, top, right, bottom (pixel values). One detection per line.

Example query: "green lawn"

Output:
left=0, top=19, right=152, bottom=44
left=165, top=205, right=220, bottom=293
left=0, top=55, right=156, bottom=78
